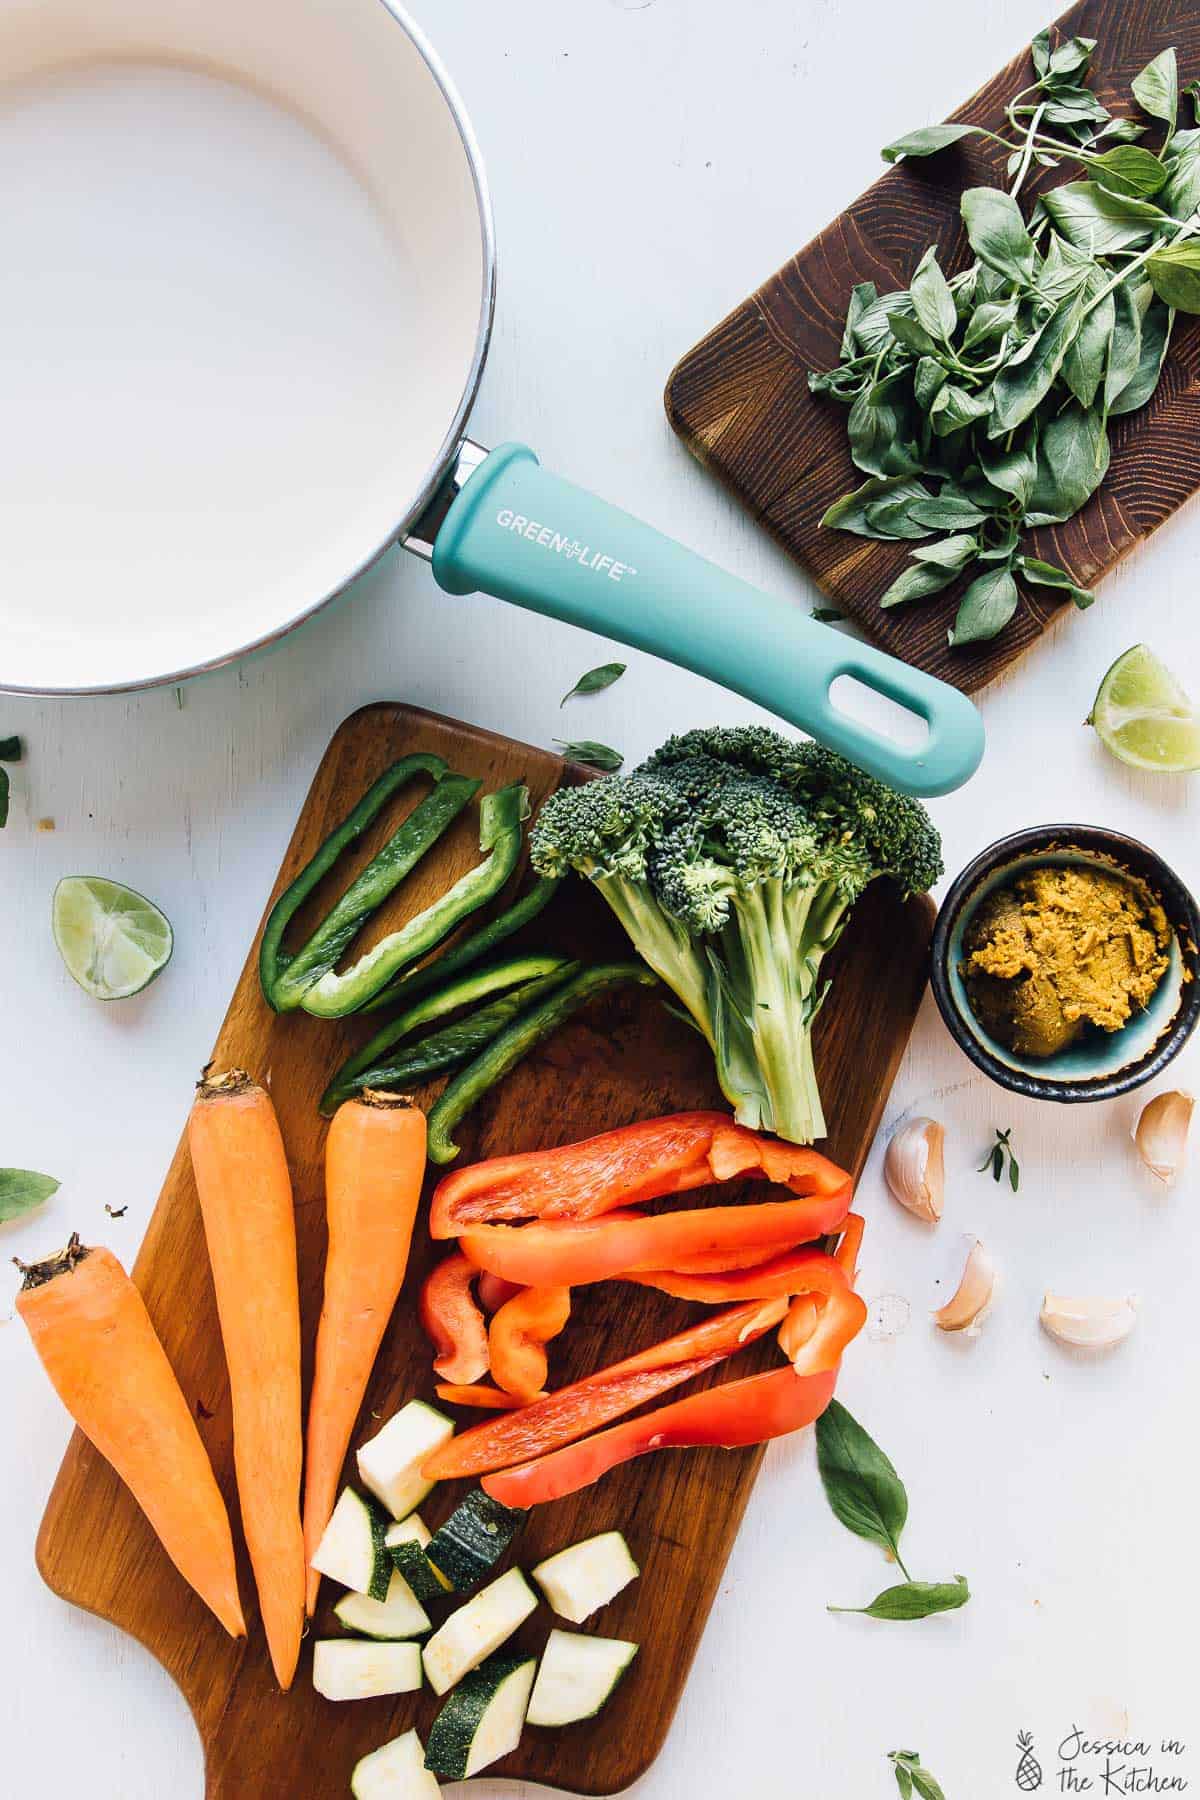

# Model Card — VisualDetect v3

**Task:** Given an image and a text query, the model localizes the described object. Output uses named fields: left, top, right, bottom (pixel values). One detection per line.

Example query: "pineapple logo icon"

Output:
left=1015, top=1732, right=1043, bottom=1791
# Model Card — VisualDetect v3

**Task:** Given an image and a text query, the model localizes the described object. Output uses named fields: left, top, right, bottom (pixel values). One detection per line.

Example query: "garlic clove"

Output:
left=1132, top=1089, right=1194, bottom=1186
left=1040, top=1292, right=1138, bottom=1349
left=933, top=1238, right=996, bottom=1334
left=884, top=1117, right=944, bottom=1223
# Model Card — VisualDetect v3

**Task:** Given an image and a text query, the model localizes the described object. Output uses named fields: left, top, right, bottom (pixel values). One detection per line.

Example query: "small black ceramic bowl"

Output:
left=930, top=825, right=1200, bottom=1104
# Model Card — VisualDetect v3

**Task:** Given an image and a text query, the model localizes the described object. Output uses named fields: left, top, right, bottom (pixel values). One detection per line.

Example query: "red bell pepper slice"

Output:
left=418, top=1253, right=489, bottom=1385
left=834, top=1213, right=865, bottom=1284
left=430, top=1110, right=851, bottom=1237
left=434, top=1382, right=526, bottom=1411
left=487, top=1285, right=572, bottom=1403
left=481, top=1366, right=840, bottom=1508
left=779, top=1283, right=867, bottom=1372
left=421, top=1297, right=786, bottom=1481
left=627, top=1245, right=850, bottom=1305
left=459, top=1185, right=852, bottom=1289
left=476, top=1272, right=522, bottom=1314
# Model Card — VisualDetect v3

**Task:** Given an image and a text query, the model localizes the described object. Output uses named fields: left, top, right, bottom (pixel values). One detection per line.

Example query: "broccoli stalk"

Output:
left=532, top=727, right=942, bottom=1147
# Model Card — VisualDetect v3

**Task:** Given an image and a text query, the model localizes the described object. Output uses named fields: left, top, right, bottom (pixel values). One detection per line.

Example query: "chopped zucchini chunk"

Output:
left=421, top=1566, right=537, bottom=1696
left=386, top=1513, right=451, bottom=1606
left=424, top=1653, right=537, bottom=1780
left=311, top=1486, right=391, bottom=1600
left=334, top=1568, right=431, bottom=1640
left=351, top=1729, right=440, bottom=1799
left=357, top=1401, right=454, bottom=1521
left=531, top=1530, right=639, bottom=1624
left=426, top=1488, right=525, bottom=1593
left=312, top=1639, right=422, bottom=1702
left=526, top=1629, right=638, bottom=1726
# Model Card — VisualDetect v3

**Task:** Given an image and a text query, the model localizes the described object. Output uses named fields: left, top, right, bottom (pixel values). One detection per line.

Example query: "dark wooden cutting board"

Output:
left=665, top=0, right=1200, bottom=693
left=34, top=703, right=932, bottom=1797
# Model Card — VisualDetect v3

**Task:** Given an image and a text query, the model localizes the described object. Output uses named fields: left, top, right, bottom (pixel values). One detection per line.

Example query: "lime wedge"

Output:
left=53, top=876, right=173, bottom=1000
left=1088, top=644, right=1200, bottom=773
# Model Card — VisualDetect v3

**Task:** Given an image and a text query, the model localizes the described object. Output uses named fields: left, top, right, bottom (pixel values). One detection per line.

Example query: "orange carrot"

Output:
left=436, top=1382, right=527, bottom=1411
left=488, top=1286, right=572, bottom=1402
left=16, top=1235, right=245, bottom=1639
left=188, top=1070, right=304, bottom=1689
left=303, top=1091, right=426, bottom=1615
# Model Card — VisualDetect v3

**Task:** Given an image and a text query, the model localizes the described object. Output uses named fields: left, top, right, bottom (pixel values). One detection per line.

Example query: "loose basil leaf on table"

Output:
left=560, top=662, right=626, bottom=706
left=830, top=1575, right=971, bottom=1622
left=815, top=1398, right=909, bottom=1568
left=0, top=1168, right=60, bottom=1223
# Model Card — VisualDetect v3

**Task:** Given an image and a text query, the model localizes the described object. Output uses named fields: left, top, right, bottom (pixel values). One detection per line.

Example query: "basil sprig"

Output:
left=813, top=31, right=1200, bottom=646
left=890, top=1749, right=949, bottom=1800
left=816, top=1399, right=971, bottom=1621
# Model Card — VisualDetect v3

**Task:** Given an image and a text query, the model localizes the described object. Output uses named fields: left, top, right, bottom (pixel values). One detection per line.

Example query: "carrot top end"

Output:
left=195, top=1066, right=257, bottom=1100
left=13, top=1231, right=92, bottom=1291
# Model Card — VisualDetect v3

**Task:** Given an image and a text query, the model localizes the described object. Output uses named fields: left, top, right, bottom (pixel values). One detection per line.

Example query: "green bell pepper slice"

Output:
left=318, top=960, right=580, bottom=1117
left=359, top=874, right=563, bottom=1014
left=259, top=752, right=477, bottom=1013
left=301, top=782, right=532, bottom=1019
left=426, top=961, right=660, bottom=1165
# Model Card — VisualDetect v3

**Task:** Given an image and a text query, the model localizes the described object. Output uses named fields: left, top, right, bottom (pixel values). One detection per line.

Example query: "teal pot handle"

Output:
left=428, top=443, right=984, bottom=797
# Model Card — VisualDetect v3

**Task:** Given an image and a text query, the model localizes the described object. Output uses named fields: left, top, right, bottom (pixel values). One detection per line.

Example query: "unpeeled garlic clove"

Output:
left=884, top=1117, right=944, bottom=1223
left=1132, top=1089, right=1194, bottom=1186
left=1040, top=1292, right=1138, bottom=1349
left=933, top=1238, right=995, bottom=1334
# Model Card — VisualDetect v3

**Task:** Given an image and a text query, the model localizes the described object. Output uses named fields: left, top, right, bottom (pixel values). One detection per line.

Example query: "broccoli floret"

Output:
left=530, top=727, right=942, bottom=1145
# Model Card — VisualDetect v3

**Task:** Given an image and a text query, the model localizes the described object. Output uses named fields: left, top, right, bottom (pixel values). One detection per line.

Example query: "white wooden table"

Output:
left=4, top=2, right=1198, bottom=1794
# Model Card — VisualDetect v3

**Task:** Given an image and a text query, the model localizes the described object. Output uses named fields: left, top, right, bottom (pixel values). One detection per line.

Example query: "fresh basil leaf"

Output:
left=1020, top=556, right=1095, bottom=609
left=894, top=1766, right=914, bottom=1800
left=913, top=356, right=948, bottom=412
left=928, top=384, right=991, bottom=436
left=1133, top=47, right=1178, bottom=135
left=830, top=1575, right=971, bottom=1621
left=1098, top=118, right=1148, bottom=145
left=912, top=532, right=977, bottom=570
left=842, top=281, right=879, bottom=359
left=863, top=494, right=936, bottom=539
left=815, top=1398, right=909, bottom=1562
left=961, top=186, right=1037, bottom=284
left=910, top=246, right=958, bottom=342
left=1160, top=138, right=1200, bottom=219
left=881, top=122, right=982, bottom=164
left=849, top=373, right=922, bottom=478
left=1033, top=88, right=1111, bottom=129
left=1046, top=35, right=1096, bottom=84
left=1105, top=279, right=1145, bottom=407
left=908, top=494, right=988, bottom=530
left=990, top=297, right=1083, bottom=433
left=1109, top=297, right=1173, bottom=414
left=821, top=475, right=931, bottom=537
left=961, top=297, right=1018, bottom=350
left=1089, top=144, right=1168, bottom=199
left=0, top=1168, right=60, bottom=1223
left=553, top=739, right=623, bottom=772
left=878, top=561, right=960, bottom=610
left=888, top=312, right=942, bottom=358
left=0, top=736, right=20, bottom=761
left=1042, top=181, right=1169, bottom=255
left=1147, top=240, right=1200, bottom=312
left=560, top=662, right=626, bottom=706
left=853, top=291, right=916, bottom=355
left=1036, top=231, right=1096, bottom=306
left=1031, top=27, right=1051, bottom=79
left=1026, top=402, right=1110, bottom=523
left=949, top=566, right=1019, bottom=646
left=1063, top=279, right=1114, bottom=407
left=980, top=434, right=1037, bottom=509
left=811, top=607, right=845, bottom=623
left=1185, top=79, right=1200, bottom=126
left=911, top=1768, right=949, bottom=1800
